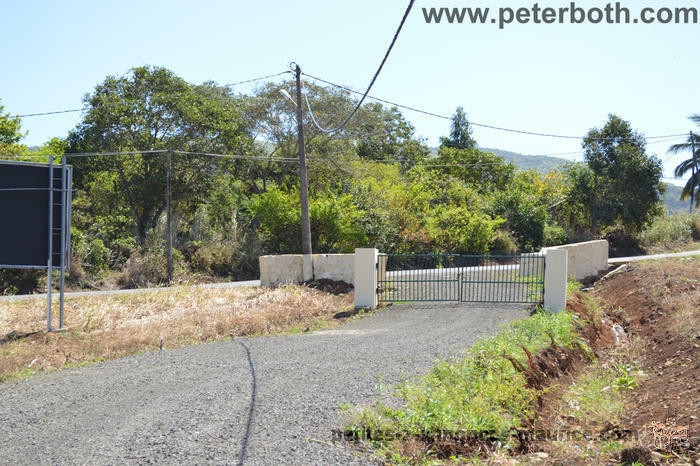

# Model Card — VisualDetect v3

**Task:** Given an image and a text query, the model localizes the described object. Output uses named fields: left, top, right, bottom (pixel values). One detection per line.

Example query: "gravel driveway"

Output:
left=0, top=302, right=530, bottom=465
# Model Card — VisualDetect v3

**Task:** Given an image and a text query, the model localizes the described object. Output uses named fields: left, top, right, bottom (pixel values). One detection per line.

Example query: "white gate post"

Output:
left=544, top=248, right=568, bottom=312
left=354, top=248, right=378, bottom=309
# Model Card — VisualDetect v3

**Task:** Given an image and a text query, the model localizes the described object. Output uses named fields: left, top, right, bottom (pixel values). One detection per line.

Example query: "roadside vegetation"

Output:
left=639, top=212, right=700, bottom=253
left=0, top=284, right=353, bottom=383
left=2, top=67, right=693, bottom=295
left=345, top=310, right=581, bottom=449
left=343, top=258, right=699, bottom=464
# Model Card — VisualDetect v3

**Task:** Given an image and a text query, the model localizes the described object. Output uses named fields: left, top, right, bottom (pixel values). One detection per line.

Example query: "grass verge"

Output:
left=0, top=284, right=353, bottom=382
left=344, top=309, right=583, bottom=462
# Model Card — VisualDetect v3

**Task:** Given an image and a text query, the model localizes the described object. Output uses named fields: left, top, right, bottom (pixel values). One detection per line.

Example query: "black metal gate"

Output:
left=377, top=253, right=544, bottom=303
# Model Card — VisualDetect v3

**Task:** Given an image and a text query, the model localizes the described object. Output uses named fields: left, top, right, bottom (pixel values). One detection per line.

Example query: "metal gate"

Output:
left=377, top=253, right=545, bottom=303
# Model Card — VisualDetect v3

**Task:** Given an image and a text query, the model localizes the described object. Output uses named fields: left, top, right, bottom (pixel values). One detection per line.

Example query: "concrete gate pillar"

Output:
left=354, top=248, right=378, bottom=309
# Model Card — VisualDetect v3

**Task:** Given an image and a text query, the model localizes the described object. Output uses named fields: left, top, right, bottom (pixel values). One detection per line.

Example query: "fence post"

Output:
left=354, top=248, right=378, bottom=309
left=544, top=248, right=567, bottom=312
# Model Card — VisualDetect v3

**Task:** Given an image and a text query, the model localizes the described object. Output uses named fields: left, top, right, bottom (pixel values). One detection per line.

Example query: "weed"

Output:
left=338, top=403, right=353, bottom=412
left=600, top=440, right=625, bottom=454
left=613, top=363, right=639, bottom=390
left=347, top=311, right=579, bottom=444
left=639, top=213, right=700, bottom=247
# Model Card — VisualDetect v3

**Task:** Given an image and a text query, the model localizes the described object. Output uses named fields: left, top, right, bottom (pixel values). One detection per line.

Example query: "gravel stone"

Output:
left=0, top=302, right=529, bottom=465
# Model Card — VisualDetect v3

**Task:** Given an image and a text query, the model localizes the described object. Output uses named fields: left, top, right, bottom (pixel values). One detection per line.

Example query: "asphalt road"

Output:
left=0, top=302, right=530, bottom=465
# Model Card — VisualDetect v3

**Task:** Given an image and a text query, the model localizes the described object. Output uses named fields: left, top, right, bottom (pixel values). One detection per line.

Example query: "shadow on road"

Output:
left=237, top=341, right=257, bottom=466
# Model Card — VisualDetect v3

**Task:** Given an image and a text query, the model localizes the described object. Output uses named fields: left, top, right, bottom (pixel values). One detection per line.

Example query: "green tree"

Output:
left=246, top=186, right=367, bottom=254
left=575, top=114, right=664, bottom=233
left=433, top=147, right=515, bottom=192
left=66, top=66, right=252, bottom=241
left=0, top=99, right=27, bottom=158
left=488, top=186, right=547, bottom=251
left=354, top=104, right=429, bottom=167
left=241, top=81, right=429, bottom=193
left=426, top=206, right=504, bottom=253
left=668, top=114, right=700, bottom=209
left=440, top=106, right=476, bottom=149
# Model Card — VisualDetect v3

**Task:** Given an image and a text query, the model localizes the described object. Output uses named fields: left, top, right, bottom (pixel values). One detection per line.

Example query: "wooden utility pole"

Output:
left=294, top=64, right=312, bottom=255
left=166, top=150, right=173, bottom=283
left=691, top=131, right=697, bottom=213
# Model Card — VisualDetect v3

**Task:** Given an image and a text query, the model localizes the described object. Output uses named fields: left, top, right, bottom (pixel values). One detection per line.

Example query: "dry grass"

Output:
left=0, top=285, right=353, bottom=382
left=655, top=260, right=700, bottom=340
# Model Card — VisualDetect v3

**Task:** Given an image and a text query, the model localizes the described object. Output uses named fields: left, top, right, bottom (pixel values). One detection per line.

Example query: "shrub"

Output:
left=639, top=213, right=700, bottom=247
left=0, top=269, right=42, bottom=295
left=427, top=206, right=505, bottom=254
left=310, top=191, right=367, bottom=252
left=348, top=310, right=579, bottom=440
left=490, top=230, right=518, bottom=253
left=489, top=190, right=548, bottom=252
left=246, top=186, right=302, bottom=254
left=543, top=224, right=569, bottom=247
left=186, top=235, right=263, bottom=280
left=247, top=186, right=368, bottom=254
left=117, top=246, right=185, bottom=288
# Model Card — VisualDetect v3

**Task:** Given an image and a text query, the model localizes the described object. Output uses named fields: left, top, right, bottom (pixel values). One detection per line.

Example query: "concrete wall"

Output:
left=542, top=240, right=609, bottom=280
left=312, top=254, right=354, bottom=284
left=259, top=253, right=355, bottom=287
left=259, top=255, right=306, bottom=287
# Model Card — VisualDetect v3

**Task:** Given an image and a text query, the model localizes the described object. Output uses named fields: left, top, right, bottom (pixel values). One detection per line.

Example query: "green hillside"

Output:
left=429, top=146, right=570, bottom=173
left=663, top=183, right=692, bottom=214
left=480, top=147, right=570, bottom=173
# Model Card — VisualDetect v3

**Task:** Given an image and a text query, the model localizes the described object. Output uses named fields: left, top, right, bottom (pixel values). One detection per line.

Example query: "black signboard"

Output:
left=0, top=160, right=72, bottom=269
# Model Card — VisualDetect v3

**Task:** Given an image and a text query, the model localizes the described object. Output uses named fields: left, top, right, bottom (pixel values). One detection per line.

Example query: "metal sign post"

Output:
left=0, top=159, right=72, bottom=332
left=59, top=155, right=67, bottom=329
left=46, top=156, right=53, bottom=331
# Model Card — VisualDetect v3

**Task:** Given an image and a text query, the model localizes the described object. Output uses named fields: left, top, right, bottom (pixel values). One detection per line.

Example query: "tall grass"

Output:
left=347, top=310, right=580, bottom=441
left=0, top=285, right=352, bottom=382
left=639, top=213, right=700, bottom=247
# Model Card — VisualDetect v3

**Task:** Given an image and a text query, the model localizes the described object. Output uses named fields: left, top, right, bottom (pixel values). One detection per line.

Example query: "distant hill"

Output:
left=428, top=146, right=570, bottom=173
left=480, top=148, right=570, bottom=173
left=663, top=183, right=692, bottom=214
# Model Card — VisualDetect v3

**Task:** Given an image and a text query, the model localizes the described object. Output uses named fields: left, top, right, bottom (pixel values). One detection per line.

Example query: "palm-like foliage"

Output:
left=668, top=114, right=700, bottom=208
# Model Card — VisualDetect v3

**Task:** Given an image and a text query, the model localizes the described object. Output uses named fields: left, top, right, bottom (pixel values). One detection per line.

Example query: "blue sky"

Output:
left=2, top=0, right=698, bottom=184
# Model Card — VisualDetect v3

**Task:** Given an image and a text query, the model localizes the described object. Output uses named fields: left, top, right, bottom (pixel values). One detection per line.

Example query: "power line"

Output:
left=4, top=149, right=301, bottom=163
left=302, top=0, right=414, bottom=134
left=11, top=71, right=292, bottom=119
left=1, top=149, right=508, bottom=168
left=302, top=72, right=687, bottom=142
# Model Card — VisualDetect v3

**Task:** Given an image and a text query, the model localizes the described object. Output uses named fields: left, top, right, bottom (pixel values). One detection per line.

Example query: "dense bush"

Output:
left=0, top=270, right=42, bottom=295
left=639, top=213, right=700, bottom=247
left=488, top=189, right=547, bottom=252
left=117, top=245, right=186, bottom=288
left=426, top=206, right=504, bottom=253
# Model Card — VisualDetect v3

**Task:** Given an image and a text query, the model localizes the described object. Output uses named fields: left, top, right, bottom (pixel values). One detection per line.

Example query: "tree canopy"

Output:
left=440, top=106, right=476, bottom=149
left=66, top=66, right=252, bottom=240
left=0, top=99, right=27, bottom=157
left=573, top=114, right=664, bottom=233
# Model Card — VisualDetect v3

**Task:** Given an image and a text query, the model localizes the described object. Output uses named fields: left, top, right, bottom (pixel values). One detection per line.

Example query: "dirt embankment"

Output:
left=524, top=258, right=699, bottom=465
left=594, top=260, right=699, bottom=451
